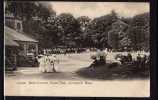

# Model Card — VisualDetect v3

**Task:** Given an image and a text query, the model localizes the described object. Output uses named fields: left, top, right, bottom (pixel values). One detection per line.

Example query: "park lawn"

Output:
left=76, top=62, right=150, bottom=80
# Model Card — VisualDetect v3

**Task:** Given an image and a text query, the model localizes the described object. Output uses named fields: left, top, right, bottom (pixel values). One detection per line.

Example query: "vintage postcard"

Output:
left=4, top=1, right=150, bottom=97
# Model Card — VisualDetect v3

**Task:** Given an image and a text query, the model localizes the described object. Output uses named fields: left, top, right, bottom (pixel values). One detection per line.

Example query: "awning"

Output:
left=5, top=26, right=38, bottom=43
left=5, top=32, right=19, bottom=46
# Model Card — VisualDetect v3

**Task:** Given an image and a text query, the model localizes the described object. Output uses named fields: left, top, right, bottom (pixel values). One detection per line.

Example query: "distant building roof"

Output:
left=5, top=26, right=38, bottom=43
left=112, top=20, right=128, bottom=27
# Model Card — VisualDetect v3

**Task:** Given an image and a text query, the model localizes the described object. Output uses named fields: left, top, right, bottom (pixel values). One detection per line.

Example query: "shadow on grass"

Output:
left=76, top=63, right=150, bottom=80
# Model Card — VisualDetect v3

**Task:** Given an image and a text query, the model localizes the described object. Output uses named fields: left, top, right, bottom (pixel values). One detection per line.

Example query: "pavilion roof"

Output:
left=5, top=26, right=38, bottom=43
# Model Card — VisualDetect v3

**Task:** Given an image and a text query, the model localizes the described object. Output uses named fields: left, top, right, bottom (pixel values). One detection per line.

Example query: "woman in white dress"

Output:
left=37, top=55, right=52, bottom=72
left=38, top=54, right=60, bottom=73
left=45, top=55, right=53, bottom=72
left=37, top=55, right=46, bottom=72
left=49, top=55, right=60, bottom=72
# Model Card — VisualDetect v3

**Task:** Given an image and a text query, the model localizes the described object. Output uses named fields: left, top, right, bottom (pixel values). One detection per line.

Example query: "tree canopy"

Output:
left=5, top=2, right=150, bottom=51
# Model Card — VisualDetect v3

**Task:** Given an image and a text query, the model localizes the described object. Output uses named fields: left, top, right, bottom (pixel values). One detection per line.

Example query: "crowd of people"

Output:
left=89, top=48, right=150, bottom=70
left=36, top=48, right=103, bottom=73
left=40, top=48, right=88, bottom=55
left=115, top=52, right=150, bottom=68
left=36, top=47, right=150, bottom=73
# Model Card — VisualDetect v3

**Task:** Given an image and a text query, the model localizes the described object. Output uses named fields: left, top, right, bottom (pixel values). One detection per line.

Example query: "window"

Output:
left=17, top=23, right=21, bottom=31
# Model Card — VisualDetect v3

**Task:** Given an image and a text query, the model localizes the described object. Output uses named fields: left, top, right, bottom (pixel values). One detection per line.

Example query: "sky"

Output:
left=48, top=2, right=149, bottom=19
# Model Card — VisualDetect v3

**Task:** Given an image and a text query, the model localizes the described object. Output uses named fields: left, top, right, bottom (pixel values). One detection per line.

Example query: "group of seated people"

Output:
left=135, top=54, right=150, bottom=70
left=116, top=53, right=150, bottom=70
left=90, top=48, right=107, bottom=68
left=89, top=47, right=150, bottom=70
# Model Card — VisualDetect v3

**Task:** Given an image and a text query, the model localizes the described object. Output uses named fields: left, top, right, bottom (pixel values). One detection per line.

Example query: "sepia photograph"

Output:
left=4, top=1, right=150, bottom=97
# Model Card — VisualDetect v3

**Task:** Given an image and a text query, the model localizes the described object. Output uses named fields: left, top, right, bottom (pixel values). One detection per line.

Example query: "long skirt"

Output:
left=45, top=63, right=53, bottom=72
left=39, top=63, right=46, bottom=72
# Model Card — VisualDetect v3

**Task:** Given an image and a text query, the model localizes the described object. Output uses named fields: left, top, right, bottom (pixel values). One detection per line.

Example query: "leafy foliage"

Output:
left=127, top=13, right=150, bottom=51
left=57, top=13, right=82, bottom=47
left=108, top=20, right=131, bottom=50
left=5, top=2, right=150, bottom=51
left=84, top=11, right=118, bottom=48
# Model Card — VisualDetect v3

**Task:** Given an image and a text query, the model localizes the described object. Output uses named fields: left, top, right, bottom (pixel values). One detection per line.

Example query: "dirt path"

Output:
left=5, top=53, right=92, bottom=80
left=5, top=53, right=150, bottom=97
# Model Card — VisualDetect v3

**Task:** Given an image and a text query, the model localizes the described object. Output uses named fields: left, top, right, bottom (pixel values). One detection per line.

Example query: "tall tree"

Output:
left=85, top=10, right=118, bottom=47
left=76, top=16, right=91, bottom=47
left=57, top=13, right=81, bottom=47
left=128, top=12, right=150, bottom=51
left=77, top=16, right=91, bottom=32
left=108, top=20, right=130, bottom=50
left=5, top=1, right=57, bottom=49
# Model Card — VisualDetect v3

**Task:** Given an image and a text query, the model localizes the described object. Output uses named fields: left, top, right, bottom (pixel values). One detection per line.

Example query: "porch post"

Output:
left=23, top=43, right=27, bottom=56
left=35, top=43, right=38, bottom=56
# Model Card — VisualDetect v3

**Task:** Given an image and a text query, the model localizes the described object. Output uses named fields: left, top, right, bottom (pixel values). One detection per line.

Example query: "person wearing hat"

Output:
left=136, top=53, right=142, bottom=69
left=90, top=46, right=107, bottom=68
